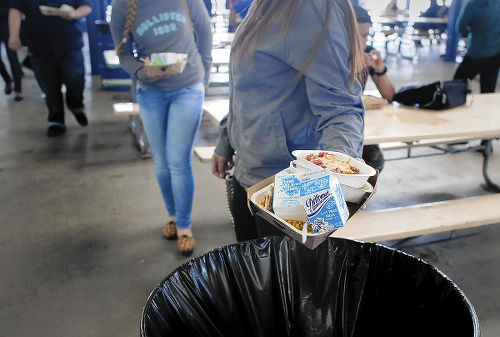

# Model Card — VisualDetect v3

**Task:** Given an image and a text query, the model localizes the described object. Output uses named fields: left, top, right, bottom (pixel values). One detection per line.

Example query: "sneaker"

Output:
left=46, top=124, right=66, bottom=137
left=74, top=112, right=88, bottom=126
left=14, top=92, right=23, bottom=102
left=162, top=221, right=177, bottom=240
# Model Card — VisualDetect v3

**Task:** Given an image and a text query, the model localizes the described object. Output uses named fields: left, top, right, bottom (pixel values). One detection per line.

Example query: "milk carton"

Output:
left=273, top=166, right=308, bottom=222
left=299, top=170, right=349, bottom=233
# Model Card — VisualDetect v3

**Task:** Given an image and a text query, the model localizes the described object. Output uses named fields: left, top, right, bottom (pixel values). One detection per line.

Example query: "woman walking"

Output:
left=110, top=0, right=212, bottom=256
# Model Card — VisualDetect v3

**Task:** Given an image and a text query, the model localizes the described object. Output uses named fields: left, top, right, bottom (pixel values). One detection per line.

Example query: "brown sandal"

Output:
left=177, top=235, right=195, bottom=256
left=162, top=221, right=177, bottom=240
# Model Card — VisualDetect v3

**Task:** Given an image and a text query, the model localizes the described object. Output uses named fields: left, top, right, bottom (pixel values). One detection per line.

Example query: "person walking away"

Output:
left=453, top=0, right=500, bottom=93
left=211, top=0, right=365, bottom=241
left=110, top=0, right=212, bottom=256
left=0, top=1, right=22, bottom=101
left=8, top=0, right=91, bottom=137
left=354, top=4, right=395, bottom=172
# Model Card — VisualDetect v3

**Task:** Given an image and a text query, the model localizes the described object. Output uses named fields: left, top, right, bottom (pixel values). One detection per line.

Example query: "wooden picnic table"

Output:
left=364, top=93, right=500, bottom=192
left=199, top=93, right=500, bottom=191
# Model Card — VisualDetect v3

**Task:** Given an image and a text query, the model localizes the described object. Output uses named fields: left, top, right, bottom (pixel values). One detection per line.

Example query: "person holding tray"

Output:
left=8, top=0, right=91, bottom=137
left=211, top=0, right=365, bottom=241
left=110, top=0, right=212, bottom=256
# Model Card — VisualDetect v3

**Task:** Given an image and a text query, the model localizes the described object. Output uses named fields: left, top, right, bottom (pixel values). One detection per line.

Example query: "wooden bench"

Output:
left=331, top=194, right=500, bottom=242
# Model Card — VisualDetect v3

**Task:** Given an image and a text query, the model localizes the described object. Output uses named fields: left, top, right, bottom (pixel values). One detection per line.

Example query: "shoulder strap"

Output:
left=181, top=0, right=194, bottom=32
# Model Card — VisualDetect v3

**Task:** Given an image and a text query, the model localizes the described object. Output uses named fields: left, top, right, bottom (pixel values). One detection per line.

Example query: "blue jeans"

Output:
left=136, top=82, right=204, bottom=229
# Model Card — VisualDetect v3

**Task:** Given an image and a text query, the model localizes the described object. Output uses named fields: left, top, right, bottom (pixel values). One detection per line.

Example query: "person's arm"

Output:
left=61, top=4, right=91, bottom=20
left=212, top=115, right=234, bottom=179
left=364, top=49, right=395, bottom=101
left=8, top=8, right=23, bottom=51
left=212, top=114, right=235, bottom=179
left=456, top=1, right=473, bottom=35
left=287, top=0, right=365, bottom=158
left=109, top=1, right=149, bottom=82
left=189, top=0, right=213, bottom=86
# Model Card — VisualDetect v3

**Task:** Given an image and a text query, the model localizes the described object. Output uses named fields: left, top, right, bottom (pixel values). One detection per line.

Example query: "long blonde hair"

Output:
left=115, top=0, right=139, bottom=55
left=231, top=0, right=364, bottom=86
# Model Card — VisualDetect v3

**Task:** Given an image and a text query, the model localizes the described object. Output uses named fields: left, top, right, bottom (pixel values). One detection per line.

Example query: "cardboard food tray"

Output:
left=247, top=172, right=379, bottom=250
left=144, top=59, right=187, bottom=78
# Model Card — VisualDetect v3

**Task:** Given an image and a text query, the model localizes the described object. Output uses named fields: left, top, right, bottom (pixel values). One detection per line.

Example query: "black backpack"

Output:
left=392, top=79, right=471, bottom=110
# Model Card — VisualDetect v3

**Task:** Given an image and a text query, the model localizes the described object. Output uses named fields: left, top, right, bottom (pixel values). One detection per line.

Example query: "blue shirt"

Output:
left=215, top=0, right=364, bottom=188
left=110, top=0, right=212, bottom=89
left=10, top=0, right=90, bottom=56
left=456, top=0, right=500, bottom=58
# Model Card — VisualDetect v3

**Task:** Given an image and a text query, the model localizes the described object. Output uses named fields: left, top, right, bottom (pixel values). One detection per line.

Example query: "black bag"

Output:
left=393, top=79, right=471, bottom=110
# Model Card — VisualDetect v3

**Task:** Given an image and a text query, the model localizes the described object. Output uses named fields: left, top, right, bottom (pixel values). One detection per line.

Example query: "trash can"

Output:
left=141, top=236, right=479, bottom=337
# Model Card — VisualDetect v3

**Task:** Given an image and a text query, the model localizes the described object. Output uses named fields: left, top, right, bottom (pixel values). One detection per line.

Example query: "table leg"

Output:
left=481, top=139, right=499, bottom=192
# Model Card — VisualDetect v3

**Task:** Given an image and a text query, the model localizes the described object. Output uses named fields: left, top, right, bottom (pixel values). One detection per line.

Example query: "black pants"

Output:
left=0, top=21, right=22, bottom=92
left=226, top=176, right=284, bottom=242
left=32, top=48, right=85, bottom=124
left=454, top=52, right=500, bottom=93
left=362, top=144, right=385, bottom=172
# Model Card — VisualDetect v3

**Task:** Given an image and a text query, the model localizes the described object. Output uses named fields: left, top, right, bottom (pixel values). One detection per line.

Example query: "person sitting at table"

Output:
left=354, top=4, right=395, bottom=172
left=414, top=0, right=448, bottom=34
left=383, top=0, right=409, bottom=17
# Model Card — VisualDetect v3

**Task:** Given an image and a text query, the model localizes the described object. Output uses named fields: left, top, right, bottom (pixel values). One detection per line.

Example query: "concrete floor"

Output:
left=1, top=42, right=499, bottom=336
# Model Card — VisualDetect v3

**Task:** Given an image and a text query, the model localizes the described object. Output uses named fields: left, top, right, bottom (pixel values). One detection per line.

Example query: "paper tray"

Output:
left=247, top=172, right=379, bottom=250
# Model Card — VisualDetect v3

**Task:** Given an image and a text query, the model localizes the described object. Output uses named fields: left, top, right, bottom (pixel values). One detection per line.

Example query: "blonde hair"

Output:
left=231, top=0, right=364, bottom=86
left=115, top=0, right=139, bottom=55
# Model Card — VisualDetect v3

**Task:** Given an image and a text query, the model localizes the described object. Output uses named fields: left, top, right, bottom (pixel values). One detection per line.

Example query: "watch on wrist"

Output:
left=374, top=66, right=387, bottom=76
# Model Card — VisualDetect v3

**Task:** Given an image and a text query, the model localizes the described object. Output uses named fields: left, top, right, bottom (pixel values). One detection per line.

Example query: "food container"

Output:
left=341, top=181, right=374, bottom=204
left=247, top=172, right=379, bottom=250
left=292, top=150, right=376, bottom=188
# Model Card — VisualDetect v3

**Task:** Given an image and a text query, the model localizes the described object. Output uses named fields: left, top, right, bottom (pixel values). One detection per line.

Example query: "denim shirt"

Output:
left=215, top=0, right=365, bottom=188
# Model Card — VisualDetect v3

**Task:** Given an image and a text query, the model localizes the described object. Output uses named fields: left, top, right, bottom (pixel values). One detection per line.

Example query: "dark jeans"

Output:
left=0, top=21, right=22, bottom=92
left=32, top=48, right=85, bottom=124
left=226, top=176, right=284, bottom=242
left=454, top=52, right=500, bottom=93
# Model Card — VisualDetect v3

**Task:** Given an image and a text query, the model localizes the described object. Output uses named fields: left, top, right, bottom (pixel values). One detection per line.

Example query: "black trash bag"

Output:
left=141, top=237, right=479, bottom=337
left=393, top=79, right=470, bottom=110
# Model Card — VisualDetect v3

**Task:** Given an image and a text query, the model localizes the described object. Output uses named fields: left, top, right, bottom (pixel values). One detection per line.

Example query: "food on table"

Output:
left=305, top=152, right=360, bottom=174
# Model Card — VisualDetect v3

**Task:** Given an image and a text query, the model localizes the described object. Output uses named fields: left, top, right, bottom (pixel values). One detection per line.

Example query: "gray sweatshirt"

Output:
left=110, top=0, right=212, bottom=89
left=215, top=0, right=365, bottom=188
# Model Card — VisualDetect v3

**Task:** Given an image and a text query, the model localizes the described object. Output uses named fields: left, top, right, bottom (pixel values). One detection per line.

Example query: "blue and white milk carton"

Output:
left=273, top=166, right=308, bottom=222
left=299, top=170, right=349, bottom=233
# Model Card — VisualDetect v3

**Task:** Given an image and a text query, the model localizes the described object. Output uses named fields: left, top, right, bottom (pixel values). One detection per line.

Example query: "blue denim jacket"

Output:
left=215, top=0, right=365, bottom=188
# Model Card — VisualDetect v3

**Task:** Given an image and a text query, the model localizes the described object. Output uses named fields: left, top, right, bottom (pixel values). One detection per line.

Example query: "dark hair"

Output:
left=352, top=4, right=371, bottom=24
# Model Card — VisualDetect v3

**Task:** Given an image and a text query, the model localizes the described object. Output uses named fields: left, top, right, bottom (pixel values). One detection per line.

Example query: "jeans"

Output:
left=136, top=82, right=204, bottom=229
left=32, top=49, right=85, bottom=124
